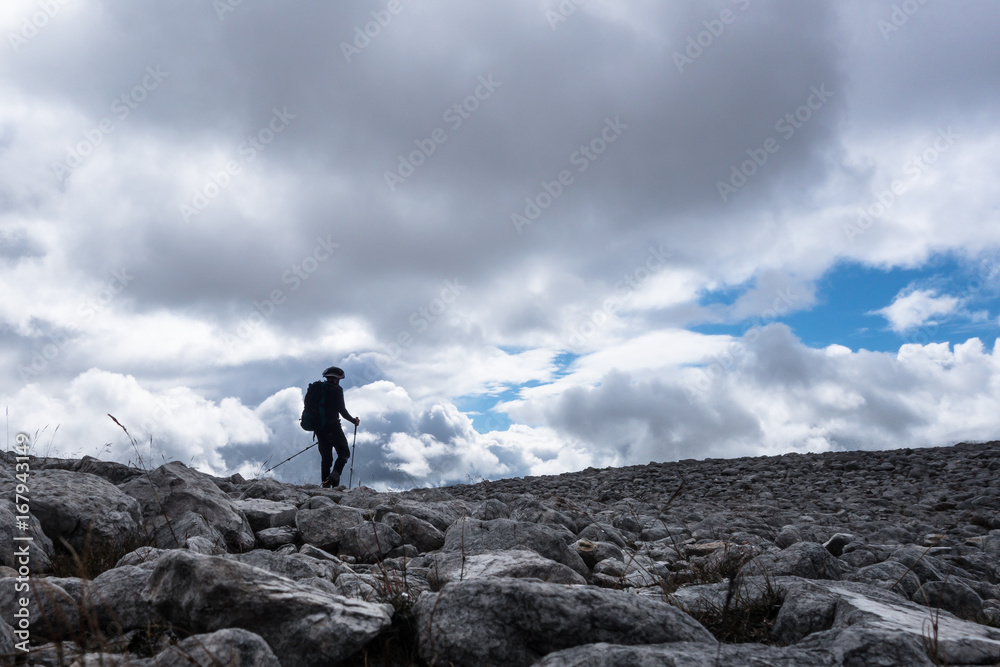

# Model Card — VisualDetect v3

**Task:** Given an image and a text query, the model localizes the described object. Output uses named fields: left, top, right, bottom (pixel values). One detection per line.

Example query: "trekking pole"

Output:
left=263, top=441, right=317, bottom=475
left=348, top=421, right=358, bottom=489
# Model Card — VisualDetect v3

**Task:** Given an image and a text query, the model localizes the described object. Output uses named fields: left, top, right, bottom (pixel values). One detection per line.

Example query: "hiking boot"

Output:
left=326, top=472, right=341, bottom=488
left=321, top=480, right=331, bottom=489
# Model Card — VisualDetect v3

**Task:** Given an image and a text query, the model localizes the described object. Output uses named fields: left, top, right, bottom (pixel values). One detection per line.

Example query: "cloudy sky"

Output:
left=3, top=0, right=999, bottom=489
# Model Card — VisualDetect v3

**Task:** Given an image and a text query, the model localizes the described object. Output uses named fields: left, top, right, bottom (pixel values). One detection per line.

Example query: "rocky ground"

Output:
left=1, top=440, right=1000, bottom=666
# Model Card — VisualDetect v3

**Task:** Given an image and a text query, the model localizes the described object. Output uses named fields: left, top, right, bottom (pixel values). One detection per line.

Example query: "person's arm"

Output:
left=333, top=385, right=359, bottom=425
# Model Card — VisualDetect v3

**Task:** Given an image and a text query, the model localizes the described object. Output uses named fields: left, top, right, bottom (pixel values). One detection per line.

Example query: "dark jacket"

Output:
left=324, top=381, right=355, bottom=426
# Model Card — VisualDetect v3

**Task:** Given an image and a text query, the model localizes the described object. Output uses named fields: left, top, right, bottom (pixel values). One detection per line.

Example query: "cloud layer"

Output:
left=2, top=0, right=999, bottom=488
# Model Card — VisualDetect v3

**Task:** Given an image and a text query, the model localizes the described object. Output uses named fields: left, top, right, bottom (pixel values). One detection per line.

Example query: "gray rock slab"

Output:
left=226, top=549, right=338, bottom=582
left=771, top=577, right=1000, bottom=665
left=441, top=518, right=589, bottom=579
left=256, top=525, right=298, bottom=550
left=414, top=577, right=715, bottom=666
left=295, top=503, right=365, bottom=551
left=0, top=498, right=54, bottom=573
left=338, top=521, right=402, bottom=561
left=540, top=627, right=936, bottom=667
left=28, top=469, right=142, bottom=554
left=425, top=549, right=587, bottom=586
left=0, top=576, right=79, bottom=641
left=120, top=461, right=254, bottom=552
left=743, top=541, right=852, bottom=580
left=88, top=564, right=160, bottom=634
left=380, top=512, right=445, bottom=553
left=144, top=550, right=393, bottom=667
left=233, top=498, right=298, bottom=532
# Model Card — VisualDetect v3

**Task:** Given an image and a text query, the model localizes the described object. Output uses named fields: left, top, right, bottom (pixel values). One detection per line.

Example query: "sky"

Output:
left=2, top=0, right=999, bottom=489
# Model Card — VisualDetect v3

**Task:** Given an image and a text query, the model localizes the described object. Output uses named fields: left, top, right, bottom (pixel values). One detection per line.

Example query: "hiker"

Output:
left=303, top=366, right=360, bottom=488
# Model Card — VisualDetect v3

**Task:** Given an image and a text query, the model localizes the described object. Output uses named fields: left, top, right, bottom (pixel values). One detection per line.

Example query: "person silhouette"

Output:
left=313, top=366, right=360, bottom=487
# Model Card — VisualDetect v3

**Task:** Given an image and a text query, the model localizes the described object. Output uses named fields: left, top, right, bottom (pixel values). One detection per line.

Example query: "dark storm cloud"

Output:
left=4, top=0, right=852, bottom=342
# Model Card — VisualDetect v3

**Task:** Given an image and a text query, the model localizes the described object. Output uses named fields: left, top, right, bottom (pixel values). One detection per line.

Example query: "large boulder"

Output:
left=225, top=549, right=338, bottom=582
left=441, top=518, right=589, bottom=579
left=256, top=525, right=298, bottom=550
left=0, top=499, right=54, bottom=573
left=414, top=577, right=715, bottom=666
left=88, top=564, right=161, bottom=635
left=149, top=510, right=228, bottom=553
left=120, top=462, right=255, bottom=552
left=338, top=521, right=402, bottom=561
left=80, top=628, right=280, bottom=667
left=69, top=455, right=143, bottom=484
left=380, top=512, right=445, bottom=553
left=233, top=498, right=297, bottom=532
left=372, top=498, right=470, bottom=531
left=535, top=625, right=937, bottom=666
left=425, top=549, right=587, bottom=586
left=847, top=560, right=922, bottom=599
left=771, top=577, right=1000, bottom=665
left=0, top=576, right=80, bottom=641
left=144, top=550, right=393, bottom=666
left=27, top=469, right=142, bottom=554
left=912, top=579, right=985, bottom=622
left=295, top=504, right=365, bottom=552
left=742, top=541, right=852, bottom=581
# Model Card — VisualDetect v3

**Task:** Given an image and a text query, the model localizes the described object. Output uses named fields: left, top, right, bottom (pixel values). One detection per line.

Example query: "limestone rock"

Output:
left=27, top=469, right=142, bottom=554
left=120, top=461, right=254, bottom=552
left=81, top=628, right=280, bottom=667
left=233, top=498, right=297, bottom=532
left=255, top=525, right=298, bottom=550
left=0, top=576, right=79, bottom=641
left=743, top=541, right=851, bottom=581
left=338, top=521, right=402, bottom=561
left=416, top=577, right=715, bottom=666
left=425, top=549, right=587, bottom=586
left=379, top=512, right=445, bottom=553
left=144, top=550, right=393, bottom=667
left=912, top=579, right=985, bottom=622
left=0, top=499, right=54, bottom=573
left=225, top=549, right=338, bottom=582
left=295, top=503, right=365, bottom=551
left=88, top=564, right=161, bottom=635
left=441, top=518, right=589, bottom=578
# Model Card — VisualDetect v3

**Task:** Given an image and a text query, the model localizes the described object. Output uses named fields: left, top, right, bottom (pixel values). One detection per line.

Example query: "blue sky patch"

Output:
left=694, top=254, right=1000, bottom=352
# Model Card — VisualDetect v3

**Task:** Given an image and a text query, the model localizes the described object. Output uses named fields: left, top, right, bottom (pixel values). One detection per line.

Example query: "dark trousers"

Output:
left=317, top=423, right=350, bottom=483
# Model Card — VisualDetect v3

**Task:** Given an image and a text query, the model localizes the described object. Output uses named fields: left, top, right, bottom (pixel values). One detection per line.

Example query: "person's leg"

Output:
left=329, top=427, right=350, bottom=486
left=317, top=432, right=333, bottom=485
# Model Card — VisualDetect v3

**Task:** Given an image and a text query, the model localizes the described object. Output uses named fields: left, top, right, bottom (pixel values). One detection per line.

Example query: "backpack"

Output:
left=300, top=381, right=327, bottom=431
